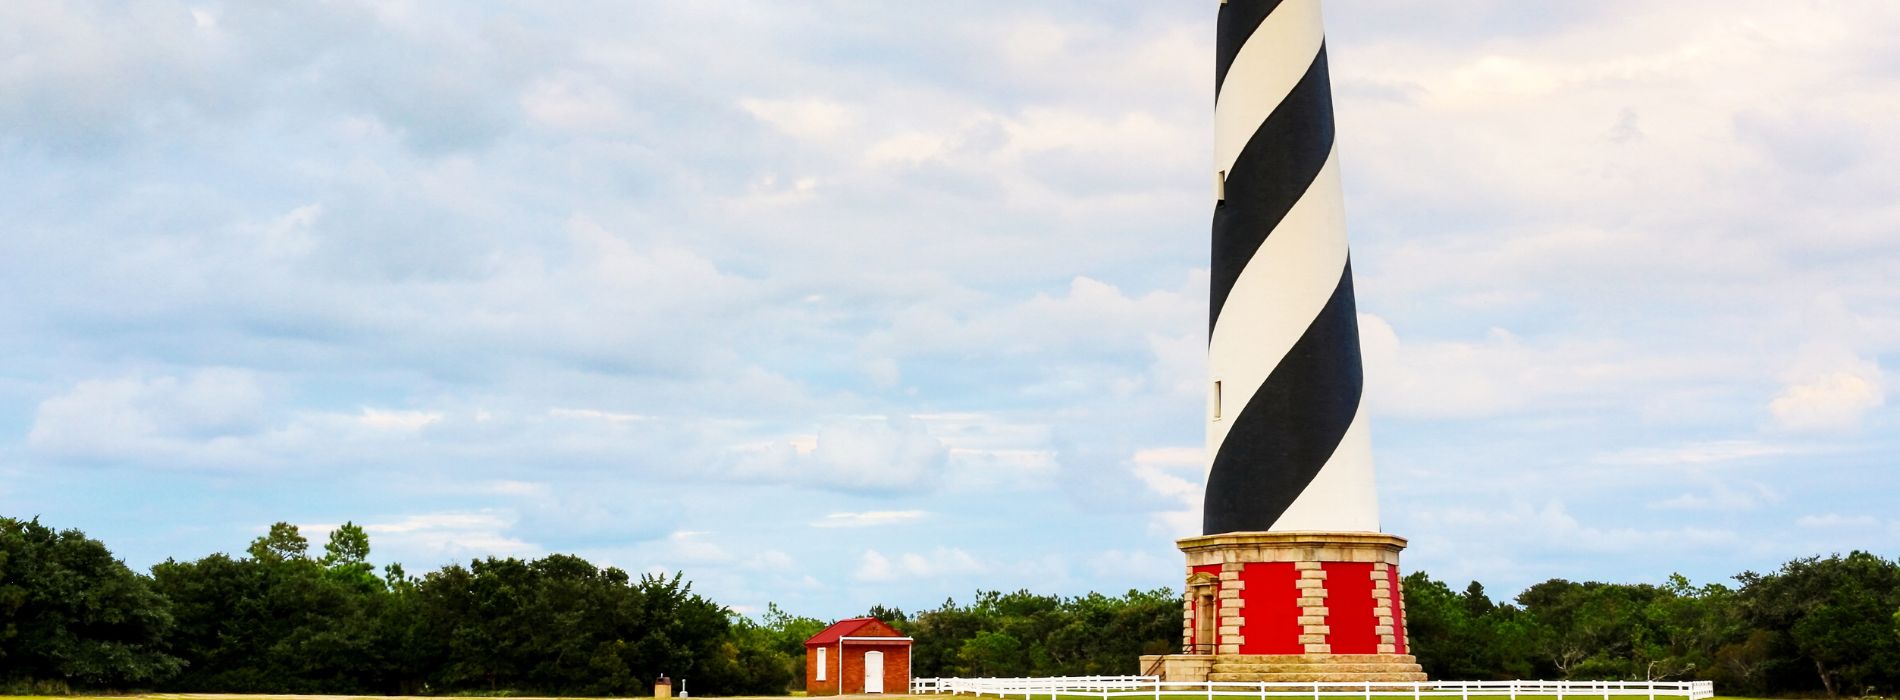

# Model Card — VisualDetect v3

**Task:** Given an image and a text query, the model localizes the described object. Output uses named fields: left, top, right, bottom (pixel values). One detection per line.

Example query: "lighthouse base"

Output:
left=1139, top=653, right=1425, bottom=683
left=1155, top=532, right=1423, bottom=683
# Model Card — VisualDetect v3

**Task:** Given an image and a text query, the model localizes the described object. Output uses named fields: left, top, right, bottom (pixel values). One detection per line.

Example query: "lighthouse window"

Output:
left=1212, top=381, right=1222, bottom=421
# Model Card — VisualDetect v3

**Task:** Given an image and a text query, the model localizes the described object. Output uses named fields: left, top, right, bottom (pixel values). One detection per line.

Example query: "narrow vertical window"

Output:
left=816, top=647, right=827, bottom=681
left=1214, top=170, right=1227, bottom=202
left=1212, top=380, right=1223, bottom=421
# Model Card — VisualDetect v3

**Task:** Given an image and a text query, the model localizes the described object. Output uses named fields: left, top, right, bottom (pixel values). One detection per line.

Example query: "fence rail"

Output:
left=909, top=676, right=1716, bottom=700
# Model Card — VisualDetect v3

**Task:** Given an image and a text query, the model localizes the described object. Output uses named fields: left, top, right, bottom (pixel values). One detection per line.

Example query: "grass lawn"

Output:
left=1018, top=695, right=1736, bottom=700
left=0, top=696, right=1775, bottom=700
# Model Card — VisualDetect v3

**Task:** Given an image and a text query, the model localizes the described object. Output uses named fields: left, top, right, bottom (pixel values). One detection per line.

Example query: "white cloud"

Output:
left=1647, top=481, right=1782, bottom=511
left=811, top=510, right=928, bottom=528
left=1414, top=500, right=1740, bottom=556
left=1089, top=549, right=1171, bottom=579
left=854, top=547, right=986, bottom=583
left=1795, top=514, right=1880, bottom=529
left=5, top=0, right=1900, bottom=617
left=28, top=369, right=271, bottom=465
left=664, top=530, right=732, bottom=564
left=739, top=97, right=859, bottom=141
left=521, top=73, right=623, bottom=130
left=1600, top=440, right=1807, bottom=467
left=1130, top=447, right=1201, bottom=537
left=730, top=416, right=948, bottom=492
left=305, top=511, right=538, bottom=567
left=1770, top=352, right=1885, bottom=433
left=549, top=407, right=651, bottom=424
left=355, top=408, right=443, bottom=431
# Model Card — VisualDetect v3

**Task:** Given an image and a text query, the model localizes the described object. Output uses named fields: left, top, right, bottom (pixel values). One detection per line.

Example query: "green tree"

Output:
left=904, top=587, right=1178, bottom=679
left=1737, top=552, right=1900, bottom=696
left=759, top=603, right=826, bottom=689
left=0, top=517, right=182, bottom=690
left=155, top=521, right=395, bottom=693
left=319, top=522, right=381, bottom=592
left=247, top=522, right=309, bottom=562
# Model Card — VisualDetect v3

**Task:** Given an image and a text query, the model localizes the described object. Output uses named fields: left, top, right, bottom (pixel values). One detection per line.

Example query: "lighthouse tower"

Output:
left=1144, top=0, right=1425, bottom=683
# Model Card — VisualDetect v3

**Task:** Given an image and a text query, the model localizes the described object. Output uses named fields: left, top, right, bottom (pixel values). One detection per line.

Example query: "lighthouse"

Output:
left=1143, top=0, right=1425, bottom=683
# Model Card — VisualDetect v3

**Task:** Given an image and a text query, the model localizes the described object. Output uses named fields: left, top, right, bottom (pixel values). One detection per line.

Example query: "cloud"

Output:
left=4, top=0, right=1900, bottom=618
left=1130, top=447, right=1202, bottom=537
left=28, top=369, right=272, bottom=465
left=1795, top=514, right=1880, bottom=529
left=1414, top=500, right=1740, bottom=556
left=855, top=547, right=986, bottom=583
left=811, top=511, right=928, bottom=528
left=1769, top=351, right=1885, bottom=433
left=739, top=97, right=860, bottom=141
left=730, top=416, right=949, bottom=492
left=1089, top=549, right=1172, bottom=579
left=1647, top=481, right=1782, bottom=511
left=304, top=511, right=538, bottom=567
left=1599, top=440, right=1808, bottom=467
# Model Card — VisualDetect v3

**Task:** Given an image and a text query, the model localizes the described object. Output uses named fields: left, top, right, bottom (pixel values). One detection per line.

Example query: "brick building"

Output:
left=804, top=617, right=911, bottom=695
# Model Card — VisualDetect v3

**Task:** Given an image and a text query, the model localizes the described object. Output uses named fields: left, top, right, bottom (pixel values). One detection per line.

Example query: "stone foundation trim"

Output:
left=1178, top=531, right=1407, bottom=568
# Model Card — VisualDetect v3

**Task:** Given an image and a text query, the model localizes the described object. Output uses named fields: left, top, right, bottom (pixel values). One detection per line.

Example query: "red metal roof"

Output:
left=803, top=617, right=903, bottom=645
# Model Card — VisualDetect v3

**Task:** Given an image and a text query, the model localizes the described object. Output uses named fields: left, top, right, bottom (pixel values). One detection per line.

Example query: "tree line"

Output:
left=4, top=514, right=1899, bottom=696
left=0, top=516, right=808, bottom=695
left=1401, top=553, right=1900, bottom=697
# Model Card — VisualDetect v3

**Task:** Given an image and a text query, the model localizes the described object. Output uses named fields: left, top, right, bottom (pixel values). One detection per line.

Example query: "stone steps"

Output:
left=1214, top=654, right=1418, bottom=664
left=1206, top=672, right=1430, bottom=683
left=1206, top=654, right=1426, bottom=683
left=1213, top=663, right=1425, bottom=675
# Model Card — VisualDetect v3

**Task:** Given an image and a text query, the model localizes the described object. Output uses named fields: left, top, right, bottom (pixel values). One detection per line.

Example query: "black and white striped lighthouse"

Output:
left=1147, top=0, right=1426, bottom=681
left=1205, top=0, right=1374, bottom=536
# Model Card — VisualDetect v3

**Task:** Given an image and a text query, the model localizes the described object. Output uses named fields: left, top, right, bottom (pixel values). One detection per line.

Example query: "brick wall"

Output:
left=807, top=643, right=910, bottom=695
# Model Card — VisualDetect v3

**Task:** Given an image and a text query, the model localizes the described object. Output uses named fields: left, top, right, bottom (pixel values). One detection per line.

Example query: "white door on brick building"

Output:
left=863, top=650, right=884, bottom=693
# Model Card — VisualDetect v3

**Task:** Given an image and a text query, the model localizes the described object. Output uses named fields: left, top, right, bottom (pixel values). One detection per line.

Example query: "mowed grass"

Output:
left=1030, top=695, right=1747, bottom=700
left=0, top=696, right=1776, bottom=700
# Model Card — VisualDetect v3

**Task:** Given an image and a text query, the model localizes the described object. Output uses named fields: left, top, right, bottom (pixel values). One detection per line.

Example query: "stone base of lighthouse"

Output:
left=1138, top=532, right=1426, bottom=683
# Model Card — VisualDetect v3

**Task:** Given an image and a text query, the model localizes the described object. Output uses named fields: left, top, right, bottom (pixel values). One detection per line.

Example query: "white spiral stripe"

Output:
left=1269, top=398, right=1379, bottom=532
left=1213, top=0, right=1325, bottom=182
left=1205, top=149, right=1348, bottom=476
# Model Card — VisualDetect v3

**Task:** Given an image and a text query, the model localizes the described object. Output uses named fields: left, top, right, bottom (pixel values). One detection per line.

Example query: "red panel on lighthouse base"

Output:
left=1388, top=566, right=1407, bottom=654
left=1321, top=562, right=1378, bottom=654
left=1238, top=562, right=1303, bottom=654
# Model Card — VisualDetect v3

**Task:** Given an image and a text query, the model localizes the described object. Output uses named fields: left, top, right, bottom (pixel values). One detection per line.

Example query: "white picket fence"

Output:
left=909, top=676, right=1716, bottom=700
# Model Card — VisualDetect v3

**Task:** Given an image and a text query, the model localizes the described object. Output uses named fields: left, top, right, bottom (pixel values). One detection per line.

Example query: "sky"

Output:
left=2, top=0, right=1897, bottom=620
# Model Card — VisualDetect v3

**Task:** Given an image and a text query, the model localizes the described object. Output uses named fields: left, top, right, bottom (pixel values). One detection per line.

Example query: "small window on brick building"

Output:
left=816, top=647, right=827, bottom=681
